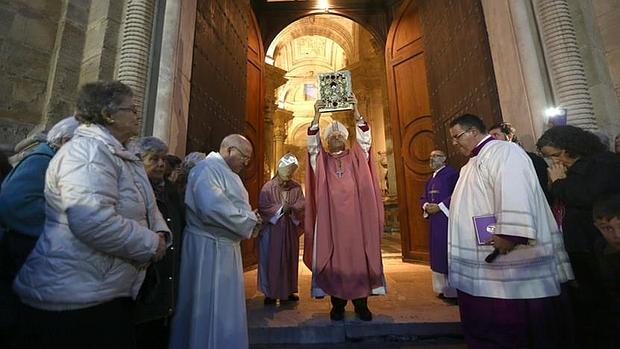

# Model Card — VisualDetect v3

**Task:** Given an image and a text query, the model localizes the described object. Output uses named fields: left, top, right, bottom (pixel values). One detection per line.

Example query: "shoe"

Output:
left=264, top=297, right=276, bottom=305
left=329, top=307, right=345, bottom=321
left=355, top=306, right=372, bottom=321
left=287, top=294, right=300, bottom=301
left=442, top=297, right=458, bottom=306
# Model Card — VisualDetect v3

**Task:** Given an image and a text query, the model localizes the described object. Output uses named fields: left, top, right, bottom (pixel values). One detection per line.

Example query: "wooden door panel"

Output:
left=386, top=0, right=433, bottom=262
left=241, top=7, right=264, bottom=268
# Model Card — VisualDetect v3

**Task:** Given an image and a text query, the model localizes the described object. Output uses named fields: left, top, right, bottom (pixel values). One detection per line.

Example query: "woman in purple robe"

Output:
left=257, top=154, right=305, bottom=304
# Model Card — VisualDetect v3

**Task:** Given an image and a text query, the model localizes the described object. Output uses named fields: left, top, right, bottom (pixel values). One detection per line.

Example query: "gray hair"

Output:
left=46, top=116, right=80, bottom=149
left=128, top=136, right=168, bottom=158
left=183, top=151, right=206, bottom=171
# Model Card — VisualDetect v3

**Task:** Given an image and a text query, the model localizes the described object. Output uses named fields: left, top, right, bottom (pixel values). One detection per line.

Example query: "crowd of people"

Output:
left=0, top=79, right=619, bottom=349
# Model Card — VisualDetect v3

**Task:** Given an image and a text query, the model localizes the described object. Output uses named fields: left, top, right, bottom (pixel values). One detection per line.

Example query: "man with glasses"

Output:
left=304, top=95, right=386, bottom=322
left=447, top=114, right=574, bottom=348
left=169, top=134, right=262, bottom=349
left=420, top=150, right=458, bottom=303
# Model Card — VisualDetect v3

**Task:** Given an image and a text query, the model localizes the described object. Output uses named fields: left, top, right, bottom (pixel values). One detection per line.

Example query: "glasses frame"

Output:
left=117, top=105, right=138, bottom=114
left=230, top=146, right=251, bottom=162
left=451, top=128, right=472, bottom=141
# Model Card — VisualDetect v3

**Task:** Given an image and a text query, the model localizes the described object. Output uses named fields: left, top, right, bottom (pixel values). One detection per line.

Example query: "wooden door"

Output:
left=385, top=0, right=433, bottom=262
left=418, top=0, right=502, bottom=167
left=241, top=7, right=264, bottom=268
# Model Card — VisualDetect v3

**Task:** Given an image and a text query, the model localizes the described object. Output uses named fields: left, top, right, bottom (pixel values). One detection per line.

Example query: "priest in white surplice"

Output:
left=169, top=134, right=262, bottom=349
left=447, top=114, right=574, bottom=349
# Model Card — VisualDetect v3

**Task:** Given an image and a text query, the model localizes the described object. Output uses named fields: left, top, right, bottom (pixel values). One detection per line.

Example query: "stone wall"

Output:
left=0, top=0, right=125, bottom=154
left=0, top=0, right=63, bottom=142
left=569, top=0, right=620, bottom=136
left=0, top=0, right=138, bottom=152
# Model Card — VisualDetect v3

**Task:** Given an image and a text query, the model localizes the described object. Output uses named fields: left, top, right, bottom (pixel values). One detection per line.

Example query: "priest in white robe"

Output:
left=447, top=114, right=574, bottom=349
left=169, top=134, right=261, bottom=349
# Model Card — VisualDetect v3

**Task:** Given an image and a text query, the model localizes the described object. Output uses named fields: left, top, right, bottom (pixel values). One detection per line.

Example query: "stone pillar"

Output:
left=481, top=0, right=553, bottom=149
left=151, top=0, right=197, bottom=156
left=273, top=108, right=294, bottom=165
left=533, top=0, right=597, bottom=130
left=264, top=64, right=288, bottom=177
left=117, top=0, right=156, bottom=120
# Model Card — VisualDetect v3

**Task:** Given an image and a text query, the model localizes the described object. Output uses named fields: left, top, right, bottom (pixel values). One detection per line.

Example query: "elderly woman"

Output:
left=537, top=125, right=620, bottom=348
left=128, top=136, right=185, bottom=349
left=12, top=81, right=170, bottom=349
left=257, top=153, right=304, bottom=305
left=0, top=116, right=78, bottom=348
left=0, top=116, right=80, bottom=274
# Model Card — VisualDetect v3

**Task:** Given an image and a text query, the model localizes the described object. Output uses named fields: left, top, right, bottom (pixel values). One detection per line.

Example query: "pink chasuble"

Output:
left=304, top=139, right=385, bottom=300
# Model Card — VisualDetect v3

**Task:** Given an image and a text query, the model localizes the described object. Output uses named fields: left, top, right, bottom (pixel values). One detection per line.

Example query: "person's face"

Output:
left=539, top=145, right=577, bottom=168
left=429, top=151, right=446, bottom=170
left=142, top=152, right=166, bottom=182
left=226, top=144, right=252, bottom=174
left=594, top=217, right=620, bottom=251
left=277, top=164, right=298, bottom=182
left=489, top=128, right=509, bottom=141
left=449, top=124, right=478, bottom=156
left=108, top=95, right=141, bottom=144
left=327, top=132, right=346, bottom=153
left=615, top=135, right=620, bottom=153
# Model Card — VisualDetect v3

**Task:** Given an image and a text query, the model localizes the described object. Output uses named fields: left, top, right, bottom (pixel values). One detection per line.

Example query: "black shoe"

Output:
left=355, top=307, right=373, bottom=321
left=264, top=297, right=276, bottom=305
left=441, top=297, right=458, bottom=306
left=330, top=307, right=345, bottom=321
left=287, top=294, right=300, bottom=301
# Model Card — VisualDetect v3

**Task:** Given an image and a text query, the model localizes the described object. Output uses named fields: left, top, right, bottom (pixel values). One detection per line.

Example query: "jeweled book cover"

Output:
left=317, top=70, right=353, bottom=112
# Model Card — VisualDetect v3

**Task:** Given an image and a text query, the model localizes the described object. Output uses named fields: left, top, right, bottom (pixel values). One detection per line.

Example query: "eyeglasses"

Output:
left=230, top=146, right=251, bottom=161
left=117, top=105, right=138, bottom=114
left=451, top=128, right=472, bottom=141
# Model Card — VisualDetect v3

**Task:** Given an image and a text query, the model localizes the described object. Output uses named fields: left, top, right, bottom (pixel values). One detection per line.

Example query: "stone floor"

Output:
left=244, top=233, right=463, bottom=346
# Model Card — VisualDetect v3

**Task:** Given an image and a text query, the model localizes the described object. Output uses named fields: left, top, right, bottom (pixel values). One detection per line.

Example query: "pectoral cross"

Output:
left=336, top=159, right=344, bottom=178
left=429, top=189, right=439, bottom=203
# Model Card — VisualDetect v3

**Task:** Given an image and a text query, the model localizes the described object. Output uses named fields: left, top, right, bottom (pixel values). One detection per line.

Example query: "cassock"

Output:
left=257, top=178, right=304, bottom=300
left=448, top=136, right=574, bottom=348
left=420, top=165, right=458, bottom=296
left=303, top=121, right=386, bottom=300
left=169, top=152, right=258, bottom=349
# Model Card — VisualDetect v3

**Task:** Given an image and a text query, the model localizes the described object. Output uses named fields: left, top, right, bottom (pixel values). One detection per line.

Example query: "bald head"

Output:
left=220, top=134, right=253, bottom=174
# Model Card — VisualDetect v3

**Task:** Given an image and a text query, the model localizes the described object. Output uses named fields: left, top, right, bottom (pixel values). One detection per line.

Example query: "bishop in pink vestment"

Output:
left=304, top=97, right=386, bottom=322
left=257, top=154, right=305, bottom=304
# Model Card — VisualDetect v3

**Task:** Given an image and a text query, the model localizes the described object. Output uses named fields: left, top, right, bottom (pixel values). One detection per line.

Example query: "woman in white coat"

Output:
left=13, top=81, right=170, bottom=349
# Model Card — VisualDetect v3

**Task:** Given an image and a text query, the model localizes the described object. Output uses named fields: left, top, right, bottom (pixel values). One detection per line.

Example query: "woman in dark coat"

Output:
left=129, top=136, right=185, bottom=349
left=537, top=125, right=620, bottom=349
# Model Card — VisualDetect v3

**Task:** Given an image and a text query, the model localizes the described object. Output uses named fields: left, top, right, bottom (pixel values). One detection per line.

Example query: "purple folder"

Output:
left=472, top=214, right=496, bottom=245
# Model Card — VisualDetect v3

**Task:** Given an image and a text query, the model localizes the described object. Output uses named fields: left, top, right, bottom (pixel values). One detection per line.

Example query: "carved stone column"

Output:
left=117, top=0, right=156, bottom=120
left=273, top=108, right=294, bottom=165
left=264, top=64, right=288, bottom=176
left=534, top=0, right=597, bottom=130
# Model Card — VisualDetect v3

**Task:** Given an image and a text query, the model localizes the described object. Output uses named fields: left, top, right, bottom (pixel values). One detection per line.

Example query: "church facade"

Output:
left=1, top=0, right=619, bottom=262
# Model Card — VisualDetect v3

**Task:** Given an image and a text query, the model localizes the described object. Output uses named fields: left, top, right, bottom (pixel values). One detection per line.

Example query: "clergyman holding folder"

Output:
left=447, top=114, right=574, bottom=349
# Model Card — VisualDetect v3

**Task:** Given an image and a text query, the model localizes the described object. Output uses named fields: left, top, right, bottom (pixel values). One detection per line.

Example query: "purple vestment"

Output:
left=420, top=166, right=458, bottom=274
left=257, top=178, right=304, bottom=300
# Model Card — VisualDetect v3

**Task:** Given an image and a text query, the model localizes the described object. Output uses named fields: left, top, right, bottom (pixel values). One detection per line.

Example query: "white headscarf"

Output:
left=46, top=116, right=80, bottom=148
left=278, top=153, right=299, bottom=169
left=322, top=121, right=349, bottom=140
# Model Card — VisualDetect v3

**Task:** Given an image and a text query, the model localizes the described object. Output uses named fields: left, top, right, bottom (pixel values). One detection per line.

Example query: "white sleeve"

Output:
left=308, top=125, right=320, bottom=172
left=356, top=121, right=371, bottom=160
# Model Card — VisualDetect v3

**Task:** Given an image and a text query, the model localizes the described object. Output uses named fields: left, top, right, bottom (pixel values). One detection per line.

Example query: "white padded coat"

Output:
left=13, top=124, right=170, bottom=311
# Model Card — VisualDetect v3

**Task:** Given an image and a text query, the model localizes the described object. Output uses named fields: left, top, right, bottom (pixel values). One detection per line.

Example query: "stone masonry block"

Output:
left=10, top=12, right=57, bottom=52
